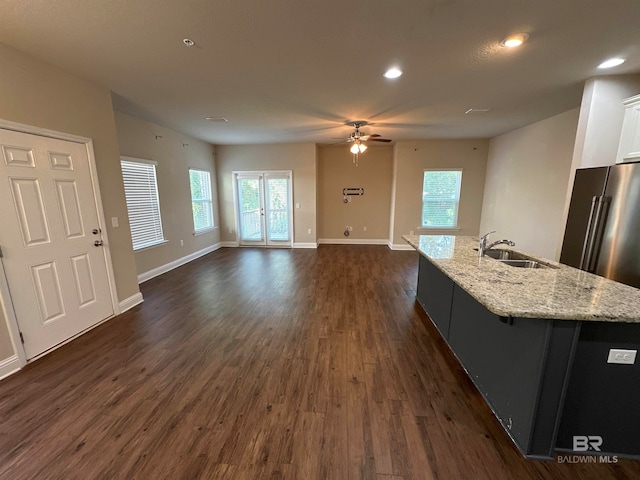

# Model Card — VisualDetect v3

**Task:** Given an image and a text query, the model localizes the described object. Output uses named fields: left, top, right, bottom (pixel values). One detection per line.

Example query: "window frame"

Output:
left=189, top=168, right=215, bottom=234
left=421, top=168, right=463, bottom=230
left=120, top=157, right=167, bottom=251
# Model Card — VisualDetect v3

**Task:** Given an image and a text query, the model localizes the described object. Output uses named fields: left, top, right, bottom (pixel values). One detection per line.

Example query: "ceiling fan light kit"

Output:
left=341, top=121, right=391, bottom=165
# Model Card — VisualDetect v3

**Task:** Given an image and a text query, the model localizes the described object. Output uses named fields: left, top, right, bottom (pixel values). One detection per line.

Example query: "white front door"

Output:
left=235, top=171, right=293, bottom=247
left=0, top=128, right=113, bottom=359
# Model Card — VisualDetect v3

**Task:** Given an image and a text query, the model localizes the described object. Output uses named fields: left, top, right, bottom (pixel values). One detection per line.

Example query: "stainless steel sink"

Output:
left=495, top=259, right=542, bottom=268
left=483, top=249, right=526, bottom=260
left=474, top=248, right=558, bottom=269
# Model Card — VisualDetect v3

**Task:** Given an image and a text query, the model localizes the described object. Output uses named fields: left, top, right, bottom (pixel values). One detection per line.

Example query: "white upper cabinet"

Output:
left=617, top=94, right=640, bottom=163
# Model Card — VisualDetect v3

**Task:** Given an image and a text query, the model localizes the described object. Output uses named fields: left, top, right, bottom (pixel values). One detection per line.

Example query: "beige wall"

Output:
left=317, top=145, right=393, bottom=241
left=390, top=140, right=489, bottom=246
left=216, top=143, right=317, bottom=245
left=114, top=112, right=220, bottom=277
left=0, top=44, right=140, bottom=362
left=480, top=108, right=579, bottom=260
left=572, top=75, right=640, bottom=170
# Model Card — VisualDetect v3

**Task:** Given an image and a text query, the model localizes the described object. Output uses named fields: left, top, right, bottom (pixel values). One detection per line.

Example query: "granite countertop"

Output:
left=403, top=234, right=640, bottom=323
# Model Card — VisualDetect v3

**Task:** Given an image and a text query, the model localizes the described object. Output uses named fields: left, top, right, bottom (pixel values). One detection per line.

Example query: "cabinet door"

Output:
left=416, top=255, right=454, bottom=339
left=617, top=95, right=640, bottom=163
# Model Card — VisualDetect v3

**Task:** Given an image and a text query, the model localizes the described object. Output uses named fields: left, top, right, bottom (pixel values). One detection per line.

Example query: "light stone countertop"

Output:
left=403, top=234, right=640, bottom=322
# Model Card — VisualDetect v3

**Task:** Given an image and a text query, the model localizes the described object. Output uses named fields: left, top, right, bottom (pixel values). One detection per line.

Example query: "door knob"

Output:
left=92, top=228, right=101, bottom=235
left=94, top=240, right=104, bottom=247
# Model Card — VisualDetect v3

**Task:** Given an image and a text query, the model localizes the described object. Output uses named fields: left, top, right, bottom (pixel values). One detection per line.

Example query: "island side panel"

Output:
left=556, top=321, right=640, bottom=457
left=448, top=285, right=551, bottom=456
left=416, top=255, right=455, bottom=340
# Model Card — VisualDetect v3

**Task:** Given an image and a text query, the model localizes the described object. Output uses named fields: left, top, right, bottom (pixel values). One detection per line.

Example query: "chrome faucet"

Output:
left=478, top=231, right=515, bottom=257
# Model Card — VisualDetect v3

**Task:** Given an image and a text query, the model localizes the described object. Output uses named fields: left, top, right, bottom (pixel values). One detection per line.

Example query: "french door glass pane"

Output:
left=266, top=177, right=289, bottom=241
left=238, top=178, right=263, bottom=241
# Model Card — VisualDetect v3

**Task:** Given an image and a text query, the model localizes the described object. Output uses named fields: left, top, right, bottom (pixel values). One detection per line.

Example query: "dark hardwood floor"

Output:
left=1, top=245, right=639, bottom=479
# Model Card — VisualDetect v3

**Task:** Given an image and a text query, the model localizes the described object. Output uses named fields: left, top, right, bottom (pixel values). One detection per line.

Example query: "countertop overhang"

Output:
left=403, top=234, right=640, bottom=322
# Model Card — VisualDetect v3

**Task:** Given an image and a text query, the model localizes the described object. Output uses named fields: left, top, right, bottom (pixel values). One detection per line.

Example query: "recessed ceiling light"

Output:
left=205, top=117, right=228, bottom=122
left=384, top=67, right=403, bottom=79
left=598, top=58, right=625, bottom=69
left=500, top=33, right=529, bottom=48
left=183, top=38, right=195, bottom=47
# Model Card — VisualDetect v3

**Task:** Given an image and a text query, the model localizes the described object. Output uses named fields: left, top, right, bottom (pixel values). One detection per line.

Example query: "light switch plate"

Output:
left=607, top=349, right=637, bottom=365
left=111, top=217, right=119, bottom=228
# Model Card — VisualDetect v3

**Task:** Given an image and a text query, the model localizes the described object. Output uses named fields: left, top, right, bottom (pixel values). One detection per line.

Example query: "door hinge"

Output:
left=19, top=332, right=24, bottom=344
left=0, top=245, right=3, bottom=258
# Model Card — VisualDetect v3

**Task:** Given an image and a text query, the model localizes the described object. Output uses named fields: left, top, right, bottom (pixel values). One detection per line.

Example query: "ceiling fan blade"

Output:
left=365, top=138, right=392, bottom=143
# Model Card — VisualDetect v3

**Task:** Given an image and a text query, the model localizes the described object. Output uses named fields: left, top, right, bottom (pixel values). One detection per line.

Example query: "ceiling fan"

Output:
left=335, top=121, right=392, bottom=165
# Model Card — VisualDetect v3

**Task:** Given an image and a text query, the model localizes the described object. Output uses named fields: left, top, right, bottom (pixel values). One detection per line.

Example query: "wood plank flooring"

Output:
left=1, top=245, right=639, bottom=479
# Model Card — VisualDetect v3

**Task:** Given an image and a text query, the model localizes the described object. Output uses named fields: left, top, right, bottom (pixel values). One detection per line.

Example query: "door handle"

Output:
left=94, top=240, right=104, bottom=247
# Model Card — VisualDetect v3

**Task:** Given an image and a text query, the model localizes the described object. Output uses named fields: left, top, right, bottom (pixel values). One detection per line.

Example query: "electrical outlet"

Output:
left=307, top=228, right=312, bottom=234
left=111, top=217, right=119, bottom=228
left=296, top=203, right=301, bottom=209
left=348, top=226, right=353, bottom=232
left=607, top=349, right=637, bottom=364
left=180, top=239, right=184, bottom=247
left=363, top=226, right=367, bottom=231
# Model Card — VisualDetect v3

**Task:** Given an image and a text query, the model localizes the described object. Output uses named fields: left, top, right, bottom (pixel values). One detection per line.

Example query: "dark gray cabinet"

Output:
left=448, top=286, right=579, bottom=457
left=416, top=255, right=454, bottom=339
left=416, top=259, right=581, bottom=459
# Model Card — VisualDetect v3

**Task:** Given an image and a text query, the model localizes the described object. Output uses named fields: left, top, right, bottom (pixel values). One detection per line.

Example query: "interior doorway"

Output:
left=234, top=171, right=293, bottom=247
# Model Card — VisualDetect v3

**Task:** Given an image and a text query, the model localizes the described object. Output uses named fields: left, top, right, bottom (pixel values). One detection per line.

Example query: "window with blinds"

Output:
left=189, top=169, right=214, bottom=233
left=422, top=169, right=463, bottom=228
left=120, top=158, right=166, bottom=250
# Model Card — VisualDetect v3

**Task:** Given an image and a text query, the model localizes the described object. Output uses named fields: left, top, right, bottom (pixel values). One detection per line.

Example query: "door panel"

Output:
left=237, top=175, right=264, bottom=244
left=10, top=177, right=52, bottom=246
left=31, top=261, right=65, bottom=322
left=265, top=176, right=290, bottom=244
left=559, top=167, right=608, bottom=269
left=596, top=163, right=640, bottom=288
left=55, top=180, right=85, bottom=238
left=0, top=128, right=113, bottom=359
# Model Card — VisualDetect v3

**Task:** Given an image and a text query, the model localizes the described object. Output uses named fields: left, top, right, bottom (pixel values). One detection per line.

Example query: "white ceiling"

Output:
left=2, top=0, right=640, bottom=145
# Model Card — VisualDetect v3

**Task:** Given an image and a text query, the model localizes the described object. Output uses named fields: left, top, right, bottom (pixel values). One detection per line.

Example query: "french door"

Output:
left=234, top=171, right=293, bottom=247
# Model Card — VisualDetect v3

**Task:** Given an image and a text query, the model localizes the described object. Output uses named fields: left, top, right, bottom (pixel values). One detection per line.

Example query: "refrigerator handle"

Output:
left=579, top=196, right=599, bottom=270
left=582, top=196, right=610, bottom=272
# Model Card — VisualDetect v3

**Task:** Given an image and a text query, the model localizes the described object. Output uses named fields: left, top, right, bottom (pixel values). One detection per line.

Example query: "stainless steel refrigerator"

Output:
left=560, top=161, right=640, bottom=289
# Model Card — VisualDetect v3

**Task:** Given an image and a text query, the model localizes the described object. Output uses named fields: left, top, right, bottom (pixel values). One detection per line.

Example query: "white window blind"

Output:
left=422, top=169, right=463, bottom=228
left=121, top=158, right=165, bottom=250
left=189, top=169, right=214, bottom=233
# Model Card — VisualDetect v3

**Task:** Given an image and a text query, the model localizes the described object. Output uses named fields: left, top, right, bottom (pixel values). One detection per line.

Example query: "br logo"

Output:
left=573, top=435, right=603, bottom=452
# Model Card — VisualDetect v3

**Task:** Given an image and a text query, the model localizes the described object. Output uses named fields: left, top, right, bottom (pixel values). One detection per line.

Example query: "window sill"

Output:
left=193, top=227, right=217, bottom=236
left=133, top=239, right=169, bottom=252
left=418, top=227, right=461, bottom=232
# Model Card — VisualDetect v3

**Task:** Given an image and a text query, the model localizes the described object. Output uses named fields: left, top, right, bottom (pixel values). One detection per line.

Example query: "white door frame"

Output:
left=0, top=118, right=120, bottom=367
left=232, top=170, right=294, bottom=248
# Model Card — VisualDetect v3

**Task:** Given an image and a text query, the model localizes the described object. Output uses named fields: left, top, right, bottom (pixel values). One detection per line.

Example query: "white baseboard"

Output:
left=293, top=242, right=318, bottom=249
left=0, top=355, right=20, bottom=381
left=318, top=238, right=389, bottom=245
left=219, top=241, right=239, bottom=248
left=389, top=243, right=415, bottom=251
left=138, top=242, right=223, bottom=284
left=118, top=292, right=144, bottom=313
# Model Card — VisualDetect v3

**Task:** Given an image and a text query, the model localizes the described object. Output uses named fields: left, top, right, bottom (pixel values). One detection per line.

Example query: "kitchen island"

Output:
left=404, top=234, right=640, bottom=460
